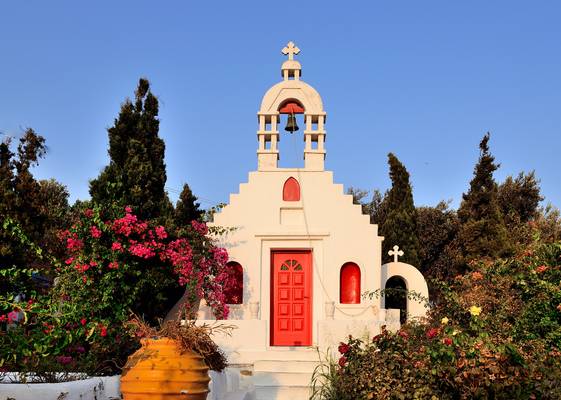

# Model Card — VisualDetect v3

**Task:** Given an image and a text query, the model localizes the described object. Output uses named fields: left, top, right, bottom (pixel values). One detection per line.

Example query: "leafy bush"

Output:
left=313, top=242, right=561, bottom=399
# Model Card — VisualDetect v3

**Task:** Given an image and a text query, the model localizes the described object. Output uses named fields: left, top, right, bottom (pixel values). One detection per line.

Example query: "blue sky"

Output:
left=1, top=1, right=560, bottom=210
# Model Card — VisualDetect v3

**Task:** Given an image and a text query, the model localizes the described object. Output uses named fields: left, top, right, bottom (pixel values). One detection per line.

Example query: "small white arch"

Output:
left=381, top=262, right=429, bottom=321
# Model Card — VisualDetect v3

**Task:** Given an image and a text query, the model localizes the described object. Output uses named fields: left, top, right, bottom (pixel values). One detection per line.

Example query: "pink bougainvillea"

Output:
left=63, top=205, right=232, bottom=320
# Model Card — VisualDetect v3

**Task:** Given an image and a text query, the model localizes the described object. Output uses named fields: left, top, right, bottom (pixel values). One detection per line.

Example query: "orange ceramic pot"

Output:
left=120, top=338, right=210, bottom=400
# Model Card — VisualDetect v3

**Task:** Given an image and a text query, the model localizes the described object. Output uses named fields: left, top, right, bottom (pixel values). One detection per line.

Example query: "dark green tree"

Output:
left=89, top=78, right=172, bottom=221
left=457, top=133, right=509, bottom=261
left=175, top=183, right=202, bottom=225
left=379, top=153, right=420, bottom=266
left=416, top=202, right=461, bottom=280
left=0, top=129, right=70, bottom=279
left=498, top=171, right=542, bottom=224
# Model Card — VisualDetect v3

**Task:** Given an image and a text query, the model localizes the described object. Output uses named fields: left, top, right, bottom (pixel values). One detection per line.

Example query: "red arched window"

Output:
left=283, top=177, right=300, bottom=201
left=224, top=261, right=243, bottom=304
left=340, top=262, right=361, bottom=304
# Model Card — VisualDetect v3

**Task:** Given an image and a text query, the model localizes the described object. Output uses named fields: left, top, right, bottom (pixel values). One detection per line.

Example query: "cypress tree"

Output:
left=457, top=133, right=508, bottom=260
left=379, top=153, right=420, bottom=266
left=90, top=78, right=171, bottom=220
left=175, top=183, right=202, bottom=224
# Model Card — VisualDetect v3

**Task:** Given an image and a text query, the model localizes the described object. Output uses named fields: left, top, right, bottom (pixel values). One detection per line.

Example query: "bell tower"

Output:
left=257, top=42, right=327, bottom=171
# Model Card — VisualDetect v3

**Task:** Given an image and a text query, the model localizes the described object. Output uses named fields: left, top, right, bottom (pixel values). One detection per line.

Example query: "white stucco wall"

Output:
left=206, top=168, right=385, bottom=350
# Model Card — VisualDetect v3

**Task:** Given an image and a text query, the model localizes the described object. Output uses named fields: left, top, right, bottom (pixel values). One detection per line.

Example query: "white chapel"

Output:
left=199, top=42, right=429, bottom=399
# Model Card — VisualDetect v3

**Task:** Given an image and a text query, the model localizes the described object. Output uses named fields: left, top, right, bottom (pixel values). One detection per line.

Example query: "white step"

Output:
left=228, top=349, right=320, bottom=364
left=253, top=371, right=312, bottom=387
left=254, top=359, right=318, bottom=374
left=255, top=386, right=312, bottom=400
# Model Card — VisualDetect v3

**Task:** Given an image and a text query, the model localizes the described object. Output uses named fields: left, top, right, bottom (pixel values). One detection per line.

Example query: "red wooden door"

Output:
left=271, top=250, right=312, bottom=346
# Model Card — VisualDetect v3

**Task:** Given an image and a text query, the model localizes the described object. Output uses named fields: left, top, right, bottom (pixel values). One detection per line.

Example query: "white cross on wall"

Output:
left=388, top=245, right=404, bottom=263
left=282, top=41, right=300, bottom=61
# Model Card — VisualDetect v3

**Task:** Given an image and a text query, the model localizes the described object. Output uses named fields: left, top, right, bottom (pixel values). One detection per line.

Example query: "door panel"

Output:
left=271, top=250, right=312, bottom=346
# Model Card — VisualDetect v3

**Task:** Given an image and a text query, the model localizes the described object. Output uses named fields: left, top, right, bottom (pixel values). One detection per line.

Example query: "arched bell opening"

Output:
left=384, top=276, right=407, bottom=324
left=277, top=99, right=306, bottom=168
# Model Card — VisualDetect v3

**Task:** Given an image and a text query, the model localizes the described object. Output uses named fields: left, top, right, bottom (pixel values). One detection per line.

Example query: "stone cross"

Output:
left=388, top=245, right=404, bottom=263
left=282, top=41, right=300, bottom=60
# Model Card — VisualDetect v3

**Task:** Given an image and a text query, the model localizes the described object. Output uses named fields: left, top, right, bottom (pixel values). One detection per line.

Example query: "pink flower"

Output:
left=338, top=342, right=350, bottom=354
left=80, top=318, right=87, bottom=326
left=0, top=315, right=6, bottom=322
left=66, top=237, right=83, bottom=251
left=155, top=225, right=168, bottom=240
left=56, top=355, right=73, bottom=365
left=90, top=226, right=102, bottom=238
left=108, top=261, right=119, bottom=269
left=65, top=257, right=74, bottom=265
left=398, top=330, right=409, bottom=339
left=111, top=242, right=123, bottom=252
left=84, top=209, right=93, bottom=218
left=125, top=206, right=132, bottom=213
left=191, top=220, right=208, bottom=235
left=129, top=243, right=156, bottom=259
left=100, top=326, right=107, bottom=337
left=7, top=311, right=18, bottom=323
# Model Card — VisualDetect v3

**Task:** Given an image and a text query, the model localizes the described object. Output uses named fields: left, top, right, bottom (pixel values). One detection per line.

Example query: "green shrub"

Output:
left=313, top=242, right=561, bottom=399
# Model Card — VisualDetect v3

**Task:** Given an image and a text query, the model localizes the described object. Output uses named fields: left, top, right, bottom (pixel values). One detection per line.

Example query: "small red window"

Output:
left=340, top=262, right=361, bottom=304
left=224, top=262, right=243, bottom=304
left=283, top=177, right=300, bottom=201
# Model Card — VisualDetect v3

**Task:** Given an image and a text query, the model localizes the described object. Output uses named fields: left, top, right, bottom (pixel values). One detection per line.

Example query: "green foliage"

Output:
left=379, top=153, right=420, bottom=266
left=458, top=133, right=509, bottom=261
left=313, top=242, right=561, bottom=399
left=89, top=78, right=173, bottom=221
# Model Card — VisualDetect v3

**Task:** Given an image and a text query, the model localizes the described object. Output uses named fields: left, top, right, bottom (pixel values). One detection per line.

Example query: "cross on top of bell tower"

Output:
left=282, top=41, right=300, bottom=61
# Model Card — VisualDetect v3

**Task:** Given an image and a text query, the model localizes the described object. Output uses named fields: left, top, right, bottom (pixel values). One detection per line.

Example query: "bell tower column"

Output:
left=257, top=113, right=280, bottom=170
left=303, top=113, right=326, bottom=170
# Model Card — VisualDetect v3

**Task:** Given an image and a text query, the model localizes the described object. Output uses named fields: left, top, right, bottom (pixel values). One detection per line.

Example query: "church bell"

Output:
left=284, top=114, right=299, bottom=133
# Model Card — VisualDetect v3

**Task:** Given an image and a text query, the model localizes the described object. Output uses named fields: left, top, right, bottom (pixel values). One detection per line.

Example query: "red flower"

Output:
left=426, top=327, right=439, bottom=339
left=80, top=318, right=87, bottom=326
left=0, top=315, right=6, bottom=322
left=84, top=209, right=93, bottom=218
left=398, top=330, right=409, bottom=339
left=442, top=337, right=453, bottom=346
left=108, top=261, right=119, bottom=269
left=100, top=326, right=107, bottom=337
left=471, top=271, right=484, bottom=281
left=536, top=265, right=548, bottom=273
left=338, top=356, right=347, bottom=367
left=338, top=342, right=350, bottom=354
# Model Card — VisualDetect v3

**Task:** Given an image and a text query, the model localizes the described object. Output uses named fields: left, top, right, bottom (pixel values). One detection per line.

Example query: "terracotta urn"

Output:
left=120, top=337, right=210, bottom=399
